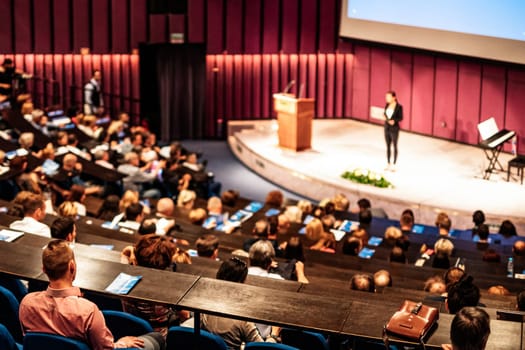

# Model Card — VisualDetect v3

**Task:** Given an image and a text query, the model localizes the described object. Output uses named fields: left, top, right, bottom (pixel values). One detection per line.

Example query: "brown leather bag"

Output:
left=383, top=300, right=439, bottom=348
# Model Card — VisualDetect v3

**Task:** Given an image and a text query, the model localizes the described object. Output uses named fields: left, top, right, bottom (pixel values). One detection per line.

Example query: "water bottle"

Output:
left=507, top=257, right=514, bottom=278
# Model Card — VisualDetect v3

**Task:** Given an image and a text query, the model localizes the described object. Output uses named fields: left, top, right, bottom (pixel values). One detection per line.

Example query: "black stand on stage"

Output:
left=481, top=143, right=505, bottom=180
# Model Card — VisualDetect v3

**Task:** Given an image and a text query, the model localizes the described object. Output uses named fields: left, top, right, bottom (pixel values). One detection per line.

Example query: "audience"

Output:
left=117, top=152, right=163, bottom=199
left=196, top=234, right=220, bottom=259
left=9, top=193, right=51, bottom=237
left=443, top=307, right=490, bottom=350
left=19, top=240, right=165, bottom=350
left=200, top=258, right=282, bottom=349
left=350, top=274, right=375, bottom=293
left=446, top=276, right=481, bottom=314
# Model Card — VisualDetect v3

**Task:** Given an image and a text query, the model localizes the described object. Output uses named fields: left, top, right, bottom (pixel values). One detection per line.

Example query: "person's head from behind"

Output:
left=477, top=224, right=489, bottom=241
left=57, top=201, right=78, bottom=218
left=374, top=269, right=392, bottom=288
left=424, top=276, right=446, bottom=294
left=447, top=275, right=480, bottom=314
left=297, top=200, right=312, bottom=214
left=305, top=218, right=324, bottom=242
left=207, top=196, right=222, bottom=214
left=500, top=220, right=517, bottom=237
left=436, top=212, right=452, bottom=234
left=517, top=290, right=525, bottom=311
left=126, top=203, right=144, bottom=222
left=472, top=210, right=485, bottom=227
left=196, top=234, right=220, bottom=259
left=216, top=257, right=248, bottom=284
left=400, top=211, right=414, bottom=230
left=50, top=217, right=76, bottom=242
left=444, top=267, right=466, bottom=291
left=101, top=194, right=120, bottom=214
left=390, top=246, right=407, bottom=263
left=351, top=227, right=369, bottom=247
left=23, top=193, right=46, bottom=221
left=384, top=226, right=402, bottom=243
left=342, top=236, right=362, bottom=256
left=265, top=190, right=284, bottom=208
left=253, top=219, right=269, bottom=238
left=450, top=307, right=490, bottom=350
left=487, top=285, right=510, bottom=296
left=42, top=240, right=76, bottom=282
left=350, top=274, right=375, bottom=293
left=177, top=190, right=196, bottom=209
left=359, top=209, right=372, bottom=225
left=138, top=219, right=157, bottom=235
left=333, top=193, right=350, bottom=212
left=513, top=241, right=525, bottom=257
left=120, top=190, right=140, bottom=212
left=434, top=238, right=454, bottom=257
left=68, top=184, right=86, bottom=203
left=221, top=190, right=239, bottom=207
left=156, top=197, right=175, bottom=217
left=134, top=234, right=176, bottom=270
left=284, top=236, right=305, bottom=262
left=249, top=240, right=276, bottom=271
left=357, top=198, right=371, bottom=212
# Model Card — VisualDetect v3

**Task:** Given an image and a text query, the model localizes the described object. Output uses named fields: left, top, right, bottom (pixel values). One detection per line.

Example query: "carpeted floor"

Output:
left=182, top=140, right=312, bottom=204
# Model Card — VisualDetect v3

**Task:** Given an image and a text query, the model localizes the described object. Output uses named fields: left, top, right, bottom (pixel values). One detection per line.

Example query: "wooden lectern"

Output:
left=273, top=93, right=315, bottom=151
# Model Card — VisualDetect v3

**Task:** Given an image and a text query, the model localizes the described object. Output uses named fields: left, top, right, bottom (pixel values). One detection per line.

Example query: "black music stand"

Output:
left=480, top=143, right=505, bottom=180
left=497, top=310, right=525, bottom=350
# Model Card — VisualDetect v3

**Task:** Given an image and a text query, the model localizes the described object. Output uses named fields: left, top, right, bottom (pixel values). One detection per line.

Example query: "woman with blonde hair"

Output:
left=57, top=201, right=78, bottom=218
left=307, top=218, right=336, bottom=253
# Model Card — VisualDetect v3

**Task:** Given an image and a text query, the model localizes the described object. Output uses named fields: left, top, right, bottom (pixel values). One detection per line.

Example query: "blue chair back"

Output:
left=0, top=285, right=22, bottom=343
left=102, top=310, right=153, bottom=340
left=167, top=326, right=228, bottom=350
left=23, top=332, right=90, bottom=350
left=245, top=342, right=299, bottom=350
left=0, top=277, right=28, bottom=302
left=0, top=323, right=22, bottom=350
left=280, top=329, right=329, bottom=350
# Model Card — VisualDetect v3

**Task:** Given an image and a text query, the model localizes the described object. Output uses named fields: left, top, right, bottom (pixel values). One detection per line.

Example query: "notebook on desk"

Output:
left=0, top=229, right=24, bottom=242
left=105, top=272, right=142, bottom=295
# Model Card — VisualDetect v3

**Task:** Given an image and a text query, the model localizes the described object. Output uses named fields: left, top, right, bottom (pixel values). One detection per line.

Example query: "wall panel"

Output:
left=33, top=0, right=52, bottom=52
left=390, top=51, right=412, bottom=129
left=13, top=0, right=32, bottom=53
left=0, top=0, right=13, bottom=52
left=411, top=54, right=435, bottom=135
left=456, top=62, right=481, bottom=144
left=433, top=58, right=457, bottom=139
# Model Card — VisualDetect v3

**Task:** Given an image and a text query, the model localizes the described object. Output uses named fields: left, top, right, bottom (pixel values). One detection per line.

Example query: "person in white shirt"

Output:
left=9, top=193, right=51, bottom=237
left=247, top=240, right=284, bottom=280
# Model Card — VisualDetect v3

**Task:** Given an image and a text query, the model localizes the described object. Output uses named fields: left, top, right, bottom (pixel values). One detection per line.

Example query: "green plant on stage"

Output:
left=341, top=168, right=393, bottom=188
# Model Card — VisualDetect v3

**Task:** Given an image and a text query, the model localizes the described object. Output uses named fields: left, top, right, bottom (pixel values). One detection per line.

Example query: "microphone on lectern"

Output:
left=283, top=80, right=296, bottom=94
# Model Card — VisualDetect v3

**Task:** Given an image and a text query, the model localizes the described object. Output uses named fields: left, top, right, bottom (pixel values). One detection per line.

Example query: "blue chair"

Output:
left=0, top=323, right=22, bottom=350
left=0, top=285, right=22, bottom=343
left=102, top=310, right=153, bottom=340
left=280, top=329, right=329, bottom=350
left=245, top=342, right=299, bottom=350
left=23, top=332, right=90, bottom=350
left=167, top=326, right=228, bottom=350
left=0, top=276, right=27, bottom=302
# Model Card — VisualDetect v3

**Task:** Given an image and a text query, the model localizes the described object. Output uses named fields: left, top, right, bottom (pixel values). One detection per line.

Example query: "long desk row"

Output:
left=0, top=236, right=521, bottom=349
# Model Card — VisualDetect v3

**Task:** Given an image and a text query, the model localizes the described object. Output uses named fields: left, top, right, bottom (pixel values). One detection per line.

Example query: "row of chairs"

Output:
left=0, top=280, right=328, bottom=350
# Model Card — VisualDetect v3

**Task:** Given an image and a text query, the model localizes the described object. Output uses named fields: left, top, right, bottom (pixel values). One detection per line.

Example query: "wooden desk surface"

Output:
left=178, top=277, right=352, bottom=335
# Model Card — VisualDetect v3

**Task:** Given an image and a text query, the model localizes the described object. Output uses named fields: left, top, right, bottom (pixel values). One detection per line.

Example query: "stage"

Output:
left=228, top=119, right=525, bottom=232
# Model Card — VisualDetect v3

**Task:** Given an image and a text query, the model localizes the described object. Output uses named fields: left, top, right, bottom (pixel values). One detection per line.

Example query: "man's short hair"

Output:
left=434, top=238, right=454, bottom=257
left=249, top=240, right=275, bottom=270
left=513, top=241, right=525, bottom=257
left=50, top=217, right=75, bottom=240
left=424, top=276, right=446, bottom=294
left=216, top=258, right=248, bottom=283
left=125, top=203, right=144, bottom=221
left=350, top=274, right=375, bottom=293
left=342, top=237, right=362, bottom=256
left=22, top=193, right=45, bottom=216
left=207, top=196, right=222, bottom=213
left=400, top=212, right=414, bottom=228
left=389, top=246, right=406, bottom=263
left=436, top=212, right=452, bottom=232
left=444, top=267, right=466, bottom=289
left=499, top=220, right=517, bottom=237
left=450, top=307, right=490, bottom=350
left=253, top=219, right=269, bottom=238
left=138, top=219, right=157, bottom=235
left=447, top=276, right=480, bottom=314
left=221, top=190, right=239, bottom=207
left=124, top=152, right=139, bottom=164
left=196, top=234, right=219, bottom=257
left=477, top=224, right=490, bottom=240
left=357, top=198, right=371, bottom=210
left=156, top=197, right=175, bottom=216
left=333, top=193, right=350, bottom=211
left=517, top=290, right=525, bottom=311
left=42, top=240, right=75, bottom=280
left=374, top=269, right=392, bottom=288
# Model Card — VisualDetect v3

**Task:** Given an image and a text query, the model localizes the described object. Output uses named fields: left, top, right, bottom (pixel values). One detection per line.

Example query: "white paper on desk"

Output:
left=118, top=220, right=140, bottom=231
left=330, top=229, right=346, bottom=242
left=105, top=272, right=142, bottom=295
left=0, top=229, right=24, bottom=242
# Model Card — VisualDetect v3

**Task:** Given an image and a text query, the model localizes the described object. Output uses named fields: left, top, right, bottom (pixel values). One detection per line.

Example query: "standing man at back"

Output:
left=19, top=240, right=165, bottom=350
left=84, top=70, right=104, bottom=116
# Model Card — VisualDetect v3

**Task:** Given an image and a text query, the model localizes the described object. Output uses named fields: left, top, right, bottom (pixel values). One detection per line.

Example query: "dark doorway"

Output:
left=140, top=44, right=206, bottom=141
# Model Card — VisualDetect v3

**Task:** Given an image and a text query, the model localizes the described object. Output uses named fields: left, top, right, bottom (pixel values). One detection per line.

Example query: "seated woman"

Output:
left=306, top=218, right=336, bottom=253
left=201, top=258, right=282, bottom=349
left=120, top=234, right=187, bottom=337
